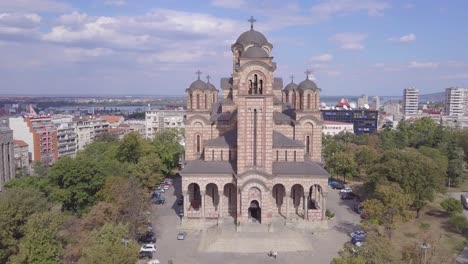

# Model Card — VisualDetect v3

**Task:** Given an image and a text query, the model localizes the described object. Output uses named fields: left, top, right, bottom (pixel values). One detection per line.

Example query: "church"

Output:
left=181, top=18, right=329, bottom=227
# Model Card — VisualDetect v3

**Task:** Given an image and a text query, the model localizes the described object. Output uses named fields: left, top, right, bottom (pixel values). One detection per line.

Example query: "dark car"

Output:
left=351, top=235, right=365, bottom=244
left=354, top=203, right=364, bottom=214
left=139, top=233, right=157, bottom=244
left=177, top=196, right=183, bottom=206
left=341, top=193, right=355, bottom=200
left=139, top=250, right=153, bottom=259
left=178, top=208, right=184, bottom=217
left=329, top=181, right=345, bottom=190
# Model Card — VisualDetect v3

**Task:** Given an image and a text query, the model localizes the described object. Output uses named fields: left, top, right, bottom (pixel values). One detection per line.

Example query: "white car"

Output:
left=148, top=260, right=160, bottom=264
left=350, top=230, right=367, bottom=238
left=140, top=244, right=156, bottom=253
left=340, top=187, right=353, bottom=193
left=163, top=185, right=170, bottom=190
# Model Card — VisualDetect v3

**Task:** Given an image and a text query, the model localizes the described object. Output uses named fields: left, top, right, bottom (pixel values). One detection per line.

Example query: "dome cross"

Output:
left=206, top=75, right=211, bottom=83
left=195, top=70, right=202, bottom=80
left=248, top=16, right=256, bottom=30
left=290, top=74, right=294, bottom=83
left=304, top=69, right=314, bottom=80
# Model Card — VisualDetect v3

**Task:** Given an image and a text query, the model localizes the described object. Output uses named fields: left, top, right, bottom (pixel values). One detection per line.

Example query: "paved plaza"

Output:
left=144, top=175, right=361, bottom=264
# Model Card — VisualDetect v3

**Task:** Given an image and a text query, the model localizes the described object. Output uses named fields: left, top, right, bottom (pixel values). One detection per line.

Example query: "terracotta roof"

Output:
left=273, top=131, right=304, bottom=148
left=181, top=160, right=236, bottom=175
left=272, top=161, right=330, bottom=178
left=14, top=139, right=28, bottom=147
left=100, top=115, right=124, bottom=123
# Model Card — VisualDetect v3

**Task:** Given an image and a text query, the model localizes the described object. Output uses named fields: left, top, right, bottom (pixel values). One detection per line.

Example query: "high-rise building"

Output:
left=403, top=87, right=419, bottom=117
left=371, top=96, right=380, bottom=110
left=0, top=118, right=15, bottom=191
left=51, top=115, right=78, bottom=158
left=74, top=116, right=110, bottom=150
left=9, top=116, right=58, bottom=164
left=145, top=109, right=185, bottom=139
left=444, top=87, right=468, bottom=117
left=357, top=94, right=368, bottom=108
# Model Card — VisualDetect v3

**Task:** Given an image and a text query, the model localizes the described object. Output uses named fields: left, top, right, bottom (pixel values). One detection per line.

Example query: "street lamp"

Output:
left=420, top=242, right=431, bottom=264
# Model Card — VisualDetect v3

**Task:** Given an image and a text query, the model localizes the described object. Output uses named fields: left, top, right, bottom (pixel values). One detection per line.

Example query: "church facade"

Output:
left=181, top=20, right=329, bottom=226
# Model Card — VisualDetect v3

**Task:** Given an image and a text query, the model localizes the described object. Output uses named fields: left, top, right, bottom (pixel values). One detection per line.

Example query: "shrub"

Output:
left=441, top=198, right=463, bottom=217
left=448, top=215, right=468, bottom=234
left=326, top=209, right=335, bottom=219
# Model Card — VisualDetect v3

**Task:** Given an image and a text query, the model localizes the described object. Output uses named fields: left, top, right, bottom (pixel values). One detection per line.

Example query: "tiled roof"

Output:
left=273, top=112, right=293, bottom=124
left=13, top=139, right=28, bottom=147
left=273, top=161, right=330, bottom=178
left=181, top=160, right=236, bottom=175
left=205, top=129, right=237, bottom=147
left=273, top=78, right=283, bottom=90
left=272, top=131, right=304, bottom=148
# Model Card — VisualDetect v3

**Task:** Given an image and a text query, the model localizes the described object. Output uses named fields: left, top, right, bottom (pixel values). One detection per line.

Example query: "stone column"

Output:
left=302, top=195, right=306, bottom=220
left=322, top=192, right=327, bottom=221
left=285, top=192, right=290, bottom=219
left=183, top=192, right=189, bottom=220
left=201, top=192, right=205, bottom=219
left=218, top=191, right=223, bottom=218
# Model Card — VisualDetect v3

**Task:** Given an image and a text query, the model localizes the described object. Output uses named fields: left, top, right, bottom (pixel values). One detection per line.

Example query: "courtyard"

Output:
left=146, top=174, right=361, bottom=264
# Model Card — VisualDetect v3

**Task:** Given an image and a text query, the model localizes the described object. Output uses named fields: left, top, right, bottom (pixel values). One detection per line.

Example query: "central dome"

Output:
left=235, top=29, right=269, bottom=48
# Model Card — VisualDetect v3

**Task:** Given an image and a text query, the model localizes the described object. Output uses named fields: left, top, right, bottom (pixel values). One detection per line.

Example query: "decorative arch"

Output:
left=186, top=115, right=210, bottom=125
left=189, top=93, right=193, bottom=109
left=196, top=93, right=200, bottom=109
left=307, top=93, right=311, bottom=110
left=247, top=71, right=266, bottom=95
left=223, top=183, right=237, bottom=218
left=188, top=183, right=201, bottom=210
left=272, top=184, right=286, bottom=215
left=204, top=93, right=208, bottom=109
left=206, top=183, right=219, bottom=208
left=291, top=184, right=305, bottom=216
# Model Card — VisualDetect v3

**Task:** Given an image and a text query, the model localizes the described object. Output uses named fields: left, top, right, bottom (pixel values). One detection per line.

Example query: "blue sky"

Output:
left=0, top=0, right=467, bottom=96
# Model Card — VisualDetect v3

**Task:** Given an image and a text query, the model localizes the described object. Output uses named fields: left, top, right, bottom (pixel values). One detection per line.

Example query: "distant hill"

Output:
left=419, top=92, right=445, bottom=103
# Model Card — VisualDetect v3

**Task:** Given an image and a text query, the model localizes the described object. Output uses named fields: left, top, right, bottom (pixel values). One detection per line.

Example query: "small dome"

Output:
left=188, top=79, right=207, bottom=91
left=235, top=29, right=269, bottom=48
left=298, top=79, right=319, bottom=91
left=206, top=80, right=217, bottom=91
left=284, top=82, right=298, bottom=92
left=242, top=46, right=269, bottom=58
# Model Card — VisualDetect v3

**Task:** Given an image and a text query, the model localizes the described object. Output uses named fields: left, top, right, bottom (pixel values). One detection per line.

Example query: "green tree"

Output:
left=133, top=153, right=165, bottom=190
left=47, top=156, right=108, bottom=213
left=151, top=129, right=183, bottom=174
left=95, top=132, right=119, bottom=142
left=322, top=135, right=345, bottom=162
left=117, top=132, right=146, bottom=164
left=78, top=223, right=138, bottom=264
left=440, top=198, right=463, bottom=217
left=10, top=211, right=65, bottom=264
left=0, top=188, right=50, bottom=263
left=354, top=145, right=379, bottom=178
left=326, top=151, right=358, bottom=183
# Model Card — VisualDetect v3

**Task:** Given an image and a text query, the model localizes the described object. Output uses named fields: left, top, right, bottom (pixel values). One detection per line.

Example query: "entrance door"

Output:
left=248, top=200, right=261, bottom=223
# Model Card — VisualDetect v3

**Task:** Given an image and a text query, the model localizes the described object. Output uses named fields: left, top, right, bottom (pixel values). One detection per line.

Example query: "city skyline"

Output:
left=0, top=0, right=467, bottom=96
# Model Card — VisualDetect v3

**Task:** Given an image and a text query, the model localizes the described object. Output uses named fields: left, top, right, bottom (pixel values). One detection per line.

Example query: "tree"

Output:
left=10, top=211, right=65, bottom=264
left=440, top=198, right=463, bottom=217
left=117, top=132, right=146, bottom=164
left=0, top=188, right=50, bottom=263
left=151, top=129, right=183, bottom=174
left=322, top=135, right=345, bottom=162
left=354, top=145, right=378, bottom=178
left=78, top=223, right=138, bottom=264
left=326, top=151, right=357, bottom=183
left=133, top=153, right=165, bottom=190
left=95, top=132, right=118, bottom=142
left=47, top=156, right=108, bottom=213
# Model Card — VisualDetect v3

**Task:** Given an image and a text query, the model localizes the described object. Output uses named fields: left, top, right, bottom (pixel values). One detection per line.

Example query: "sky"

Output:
left=0, top=0, right=467, bottom=96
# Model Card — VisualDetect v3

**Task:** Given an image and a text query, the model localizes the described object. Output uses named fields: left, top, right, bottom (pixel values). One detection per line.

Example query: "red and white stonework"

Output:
left=181, top=22, right=329, bottom=227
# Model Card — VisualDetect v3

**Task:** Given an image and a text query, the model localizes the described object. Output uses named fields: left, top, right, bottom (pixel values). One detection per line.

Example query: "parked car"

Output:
left=350, top=230, right=367, bottom=238
left=354, top=203, right=364, bottom=214
left=329, top=181, right=345, bottom=190
left=139, top=233, right=157, bottom=244
left=164, top=178, right=173, bottom=184
left=351, top=235, right=365, bottom=245
left=178, top=208, right=184, bottom=217
left=139, top=251, right=153, bottom=259
left=177, top=232, right=186, bottom=240
left=340, top=187, right=353, bottom=194
left=140, top=244, right=156, bottom=253
left=341, top=193, right=355, bottom=200
left=147, top=260, right=160, bottom=264
left=461, top=194, right=468, bottom=209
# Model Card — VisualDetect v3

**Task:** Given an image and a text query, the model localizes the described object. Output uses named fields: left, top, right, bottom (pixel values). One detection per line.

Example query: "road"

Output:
left=449, top=192, right=468, bottom=264
left=143, top=175, right=362, bottom=264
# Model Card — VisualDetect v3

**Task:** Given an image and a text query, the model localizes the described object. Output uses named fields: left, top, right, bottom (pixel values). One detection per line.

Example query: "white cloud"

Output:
left=64, top=47, right=113, bottom=61
left=408, top=61, right=439, bottom=69
left=373, top=63, right=385, bottom=68
left=311, top=53, right=333, bottom=62
left=442, top=73, right=468, bottom=79
left=0, top=0, right=70, bottom=12
left=0, top=13, right=42, bottom=40
left=331, top=32, right=367, bottom=50
left=310, top=0, right=391, bottom=19
left=211, top=0, right=245, bottom=9
left=388, top=33, right=416, bottom=43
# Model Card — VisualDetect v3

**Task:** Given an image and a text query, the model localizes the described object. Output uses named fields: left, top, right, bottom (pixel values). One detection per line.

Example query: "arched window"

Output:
left=292, top=92, right=296, bottom=108
left=213, top=93, right=216, bottom=103
left=253, top=74, right=258, bottom=94
left=314, top=93, right=318, bottom=109
left=259, top=80, right=263, bottom=94
left=249, top=80, right=253, bottom=94
left=294, top=151, right=297, bottom=161
left=189, top=93, right=193, bottom=109
left=221, top=150, right=224, bottom=161
left=276, top=150, right=279, bottom=161
left=253, top=109, right=258, bottom=166
left=307, top=93, right=311, bottom=109
left=196, top=94, right=200, bottom=109
left=285, top=92, right=289, bottom=103
left=285, top=150, right=287, bottom=161
left=299, top=95, right=303, bottom=110
left=306, top=136, right=310, bottom=154
left=196, top=135, right=201, bottom=153
left=212, top=149, right=214, bottom=160
left=204, top=94, right=208, bottom=109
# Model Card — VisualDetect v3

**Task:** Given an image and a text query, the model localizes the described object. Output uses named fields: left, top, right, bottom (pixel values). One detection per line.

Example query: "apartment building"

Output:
left=52, top=115, right=78, bottom=158
left=145, top=109, right=185, bottom=139
left=74, top=116, right=110, bottom=150
left=403, top=87, right=419, bottom=117
left=444, top=87, right=468, bottom=117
